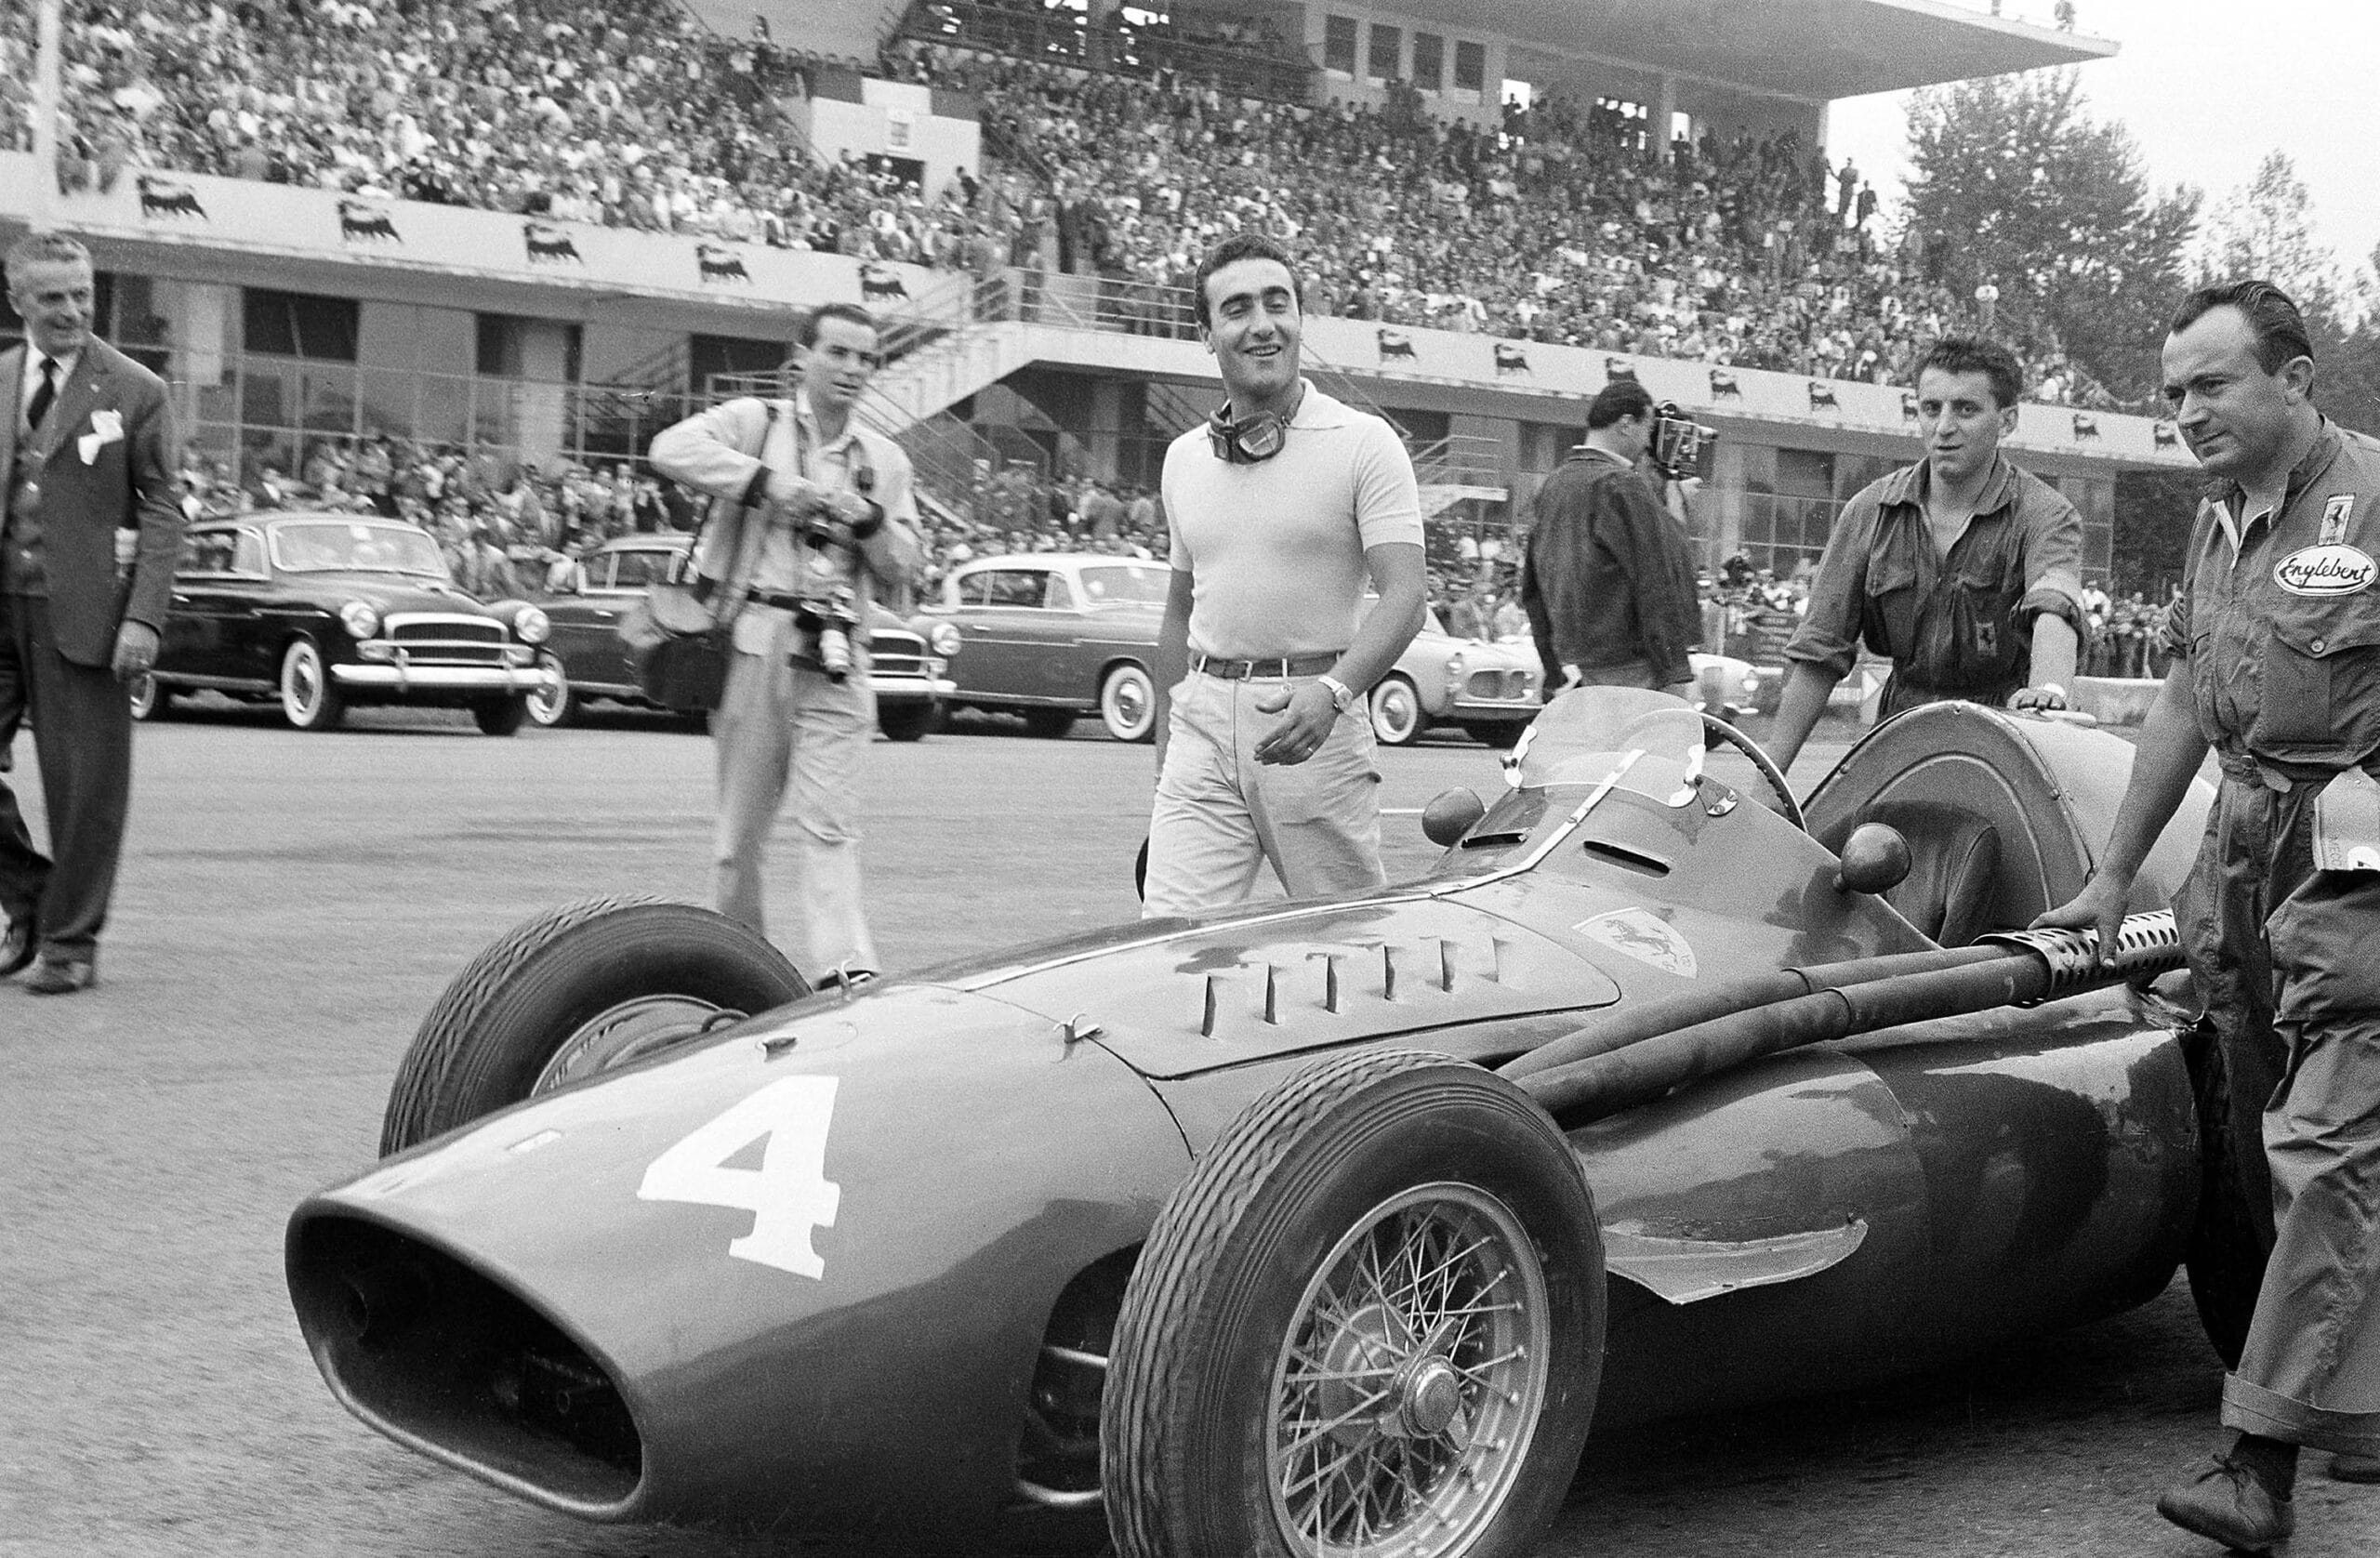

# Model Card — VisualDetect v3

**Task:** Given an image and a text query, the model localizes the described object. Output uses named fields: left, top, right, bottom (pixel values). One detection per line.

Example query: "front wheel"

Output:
left=381, top=897, right=808, bottom=1155
left=524, top=653, right=573, bottom=727
left=1100, top=663, right=1157, bottom=743
left=1368, top=675, right=1425, bottom=746
left=1023, top=707, right=1077, bottom=740
left=1460, top=720, right=1523, bottom=749
left=280, top=637, right=347, bottom=732
left=1103, top=1048, right=1605, bottom=1558
left=127, top=671, right=176, bottom=721
left=877, top=700, right=941, bottom=742
left=474, top=696, right=529, bottom=736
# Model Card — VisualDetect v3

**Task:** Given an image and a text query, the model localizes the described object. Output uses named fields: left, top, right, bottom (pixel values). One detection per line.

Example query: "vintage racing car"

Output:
left=286, top=690, right=2243, bottom=1557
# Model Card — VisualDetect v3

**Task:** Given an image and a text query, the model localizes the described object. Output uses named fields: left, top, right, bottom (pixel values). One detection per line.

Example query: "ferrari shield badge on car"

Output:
left=1575, top=907, right=1699, bottom=979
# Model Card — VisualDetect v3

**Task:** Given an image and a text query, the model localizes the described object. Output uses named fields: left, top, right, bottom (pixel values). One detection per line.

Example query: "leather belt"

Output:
left=1190, top=650, right=1343, bottom=680
left=747, top=588, right=812, bottom=613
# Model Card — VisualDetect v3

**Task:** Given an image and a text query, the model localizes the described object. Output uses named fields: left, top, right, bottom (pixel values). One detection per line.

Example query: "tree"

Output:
left=1901, top=70, right=2199, bottom=406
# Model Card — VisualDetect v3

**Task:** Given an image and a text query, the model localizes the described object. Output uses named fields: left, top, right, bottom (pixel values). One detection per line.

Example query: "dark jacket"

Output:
left=1520, top=448, right=1700, bottom=689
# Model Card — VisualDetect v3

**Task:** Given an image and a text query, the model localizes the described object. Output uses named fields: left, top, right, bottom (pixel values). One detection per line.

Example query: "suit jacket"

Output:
left=0, top=337, right=183, bottom=666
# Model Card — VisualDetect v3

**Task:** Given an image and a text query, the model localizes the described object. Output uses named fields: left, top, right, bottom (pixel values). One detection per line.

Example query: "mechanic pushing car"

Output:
left=648, top=302, right=921, bottom=985
left=2038, top=281, right=2380, bottom=1551
left=1142, top=233, right=1426, bottom=917
left=1764, top=337, right=2086, bottom=777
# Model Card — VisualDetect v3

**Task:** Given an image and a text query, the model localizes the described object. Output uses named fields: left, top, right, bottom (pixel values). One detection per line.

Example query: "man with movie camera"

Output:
left=1766, top=336, right=2084, bottom=776
left=1519, top=381, right=1704, bottom=703
left=649, top=301, right=920, bottom=985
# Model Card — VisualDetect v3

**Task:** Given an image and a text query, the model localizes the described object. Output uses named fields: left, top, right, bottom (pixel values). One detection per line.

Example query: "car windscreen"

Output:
left=1077, top=564, right=1169, bottom=606
left=270, top=522, right=448, bottom=577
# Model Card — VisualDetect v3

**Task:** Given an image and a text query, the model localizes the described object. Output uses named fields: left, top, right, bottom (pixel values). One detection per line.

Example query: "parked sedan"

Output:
left=919, top=553, right=1170, bottom=741
left=132, top=513, right=555, bottom=734
left=536, top=535, right=955, bottom=740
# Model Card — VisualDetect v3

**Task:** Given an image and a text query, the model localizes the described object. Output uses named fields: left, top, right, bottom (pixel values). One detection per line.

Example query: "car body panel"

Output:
left=151, top=514, right=551, bottom=708
left=286, top=694, right=2220, bottom=1540
left=538, top=535, right=954, bottom=730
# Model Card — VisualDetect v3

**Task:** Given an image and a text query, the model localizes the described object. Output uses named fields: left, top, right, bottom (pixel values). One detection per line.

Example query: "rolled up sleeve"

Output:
left=2016, top=484, right=2086, bottom=633
left=1783, top=494, right=1880, bottom=680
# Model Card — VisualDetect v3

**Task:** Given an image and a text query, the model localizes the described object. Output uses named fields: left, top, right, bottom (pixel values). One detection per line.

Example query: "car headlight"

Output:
left=928, top=622, right=962, bottom=656
left=338, top=601, right=379, bottom=640
left=513, top=606, right=551, bottom=645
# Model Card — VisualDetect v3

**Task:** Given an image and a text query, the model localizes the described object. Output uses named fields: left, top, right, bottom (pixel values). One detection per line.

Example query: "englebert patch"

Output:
left=2274, top=542, right=2374, bottom=597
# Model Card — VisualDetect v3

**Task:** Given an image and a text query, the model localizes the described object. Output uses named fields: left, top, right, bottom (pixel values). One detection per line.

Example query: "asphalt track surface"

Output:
left=6, top=700, right=2378, bottom=1558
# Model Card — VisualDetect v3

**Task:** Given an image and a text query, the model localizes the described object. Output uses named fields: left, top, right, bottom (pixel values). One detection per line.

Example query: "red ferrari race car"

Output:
left=286, top=689, right=2246, bottom=1558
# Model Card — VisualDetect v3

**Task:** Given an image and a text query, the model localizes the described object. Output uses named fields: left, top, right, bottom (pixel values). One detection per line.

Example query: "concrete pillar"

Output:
left=1657, top=74, right=1679, bottom=146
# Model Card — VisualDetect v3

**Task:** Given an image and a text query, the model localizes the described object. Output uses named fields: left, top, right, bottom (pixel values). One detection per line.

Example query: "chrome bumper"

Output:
left=875, top=676, right=957, bottom=701
left=331, top=664, right=559, bottom=693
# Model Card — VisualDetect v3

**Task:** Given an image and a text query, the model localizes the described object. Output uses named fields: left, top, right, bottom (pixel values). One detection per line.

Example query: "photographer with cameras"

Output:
left=1519, top=381, right=1704, bottom=704
left=1766, top=337, right=2083, bottom=777
left=649, top=301, right=920, bottom=985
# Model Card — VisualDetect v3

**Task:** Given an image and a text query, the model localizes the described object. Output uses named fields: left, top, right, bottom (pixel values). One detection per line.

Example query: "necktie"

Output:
left=24, top=357, right=56, bottom=436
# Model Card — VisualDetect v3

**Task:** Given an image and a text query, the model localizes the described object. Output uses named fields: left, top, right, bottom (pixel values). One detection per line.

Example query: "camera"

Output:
left=1650, top=402, right=1719, bottom=482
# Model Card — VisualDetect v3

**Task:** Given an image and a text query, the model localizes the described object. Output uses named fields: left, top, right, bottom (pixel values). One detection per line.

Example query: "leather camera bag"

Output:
left=618, top=403, right=781, bottom=711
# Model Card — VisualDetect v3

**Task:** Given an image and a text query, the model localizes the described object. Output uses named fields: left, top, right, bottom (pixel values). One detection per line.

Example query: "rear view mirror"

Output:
left=1835, top=823, right=1912, bottom=895
left=1422, top=787, right=1488, bottom=848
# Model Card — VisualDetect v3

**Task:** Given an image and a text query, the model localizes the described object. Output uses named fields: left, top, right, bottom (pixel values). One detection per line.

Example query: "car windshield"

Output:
left=1076, top=563, right=1168, bottom=606
left=1428, top=690, right=1712, bottom=873
left=271, top=522, right=448, bottom=577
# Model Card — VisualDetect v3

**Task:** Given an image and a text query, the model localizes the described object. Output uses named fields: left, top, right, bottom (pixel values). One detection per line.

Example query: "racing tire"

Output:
left=2181, top=1017, right=2268, bottom=1368
left=1103, top=1048, right=1605, bottom=1558
left=381, top=897, right=809, bottom=1155
left=524, top=653, right=574, bottom=728
left=279, top=637, right=347, bottom=732
left=126, top=671, right=176, bottom=721
left=1368, top=675, right=1426, bottom=746
left=1459, top=720, right=1523, bottom=750
left=473, top=696, right=529, bottom=737
left=877, top=700, right=941, bottom=743
left=1100, top=663, right=1157, bottom=744
left=1023, top=707, right=1077, bottom=740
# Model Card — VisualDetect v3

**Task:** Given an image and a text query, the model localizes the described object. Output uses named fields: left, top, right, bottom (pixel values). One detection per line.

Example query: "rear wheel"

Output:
left=1103, top=1048, right=1604, bottom=1558
left=1368, top=675, right=1425, bottom=746
left=1100, top=664, right=1157, bottom=743
left=381, top=897, right=808, bottom=1155
left=1023, top=707, right=1077, bottom=740
left=279, top=637, right=346, bottom=732
left=2183, top=1017, right=2268, bottom=1368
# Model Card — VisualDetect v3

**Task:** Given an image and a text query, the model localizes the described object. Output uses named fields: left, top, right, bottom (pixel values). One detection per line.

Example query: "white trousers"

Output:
left=712, top=627, right=879, bottom=975
left=1143, top=671, right=1385, bottom=918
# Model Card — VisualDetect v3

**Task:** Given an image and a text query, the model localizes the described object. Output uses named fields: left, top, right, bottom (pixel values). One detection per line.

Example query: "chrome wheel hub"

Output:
left=1267, top=1182, right=1550, bottom=1557
left=532, top=995, right=734, bottom=1095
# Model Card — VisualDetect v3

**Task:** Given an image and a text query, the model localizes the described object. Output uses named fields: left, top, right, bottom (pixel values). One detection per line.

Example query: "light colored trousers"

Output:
left=712, top=636, right=879, bottom=975
left=1143, top=670, right=1385, bottom=918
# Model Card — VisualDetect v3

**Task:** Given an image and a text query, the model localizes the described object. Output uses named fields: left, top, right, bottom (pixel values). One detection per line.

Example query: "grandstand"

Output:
left=1, top=0, right=2176, bottom=588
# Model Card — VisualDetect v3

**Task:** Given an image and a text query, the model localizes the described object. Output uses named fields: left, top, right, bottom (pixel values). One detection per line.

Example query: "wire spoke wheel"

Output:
left=530, top=993, right=734, bottom=1096
left=1269, top=1185, right=1550, bottom=1558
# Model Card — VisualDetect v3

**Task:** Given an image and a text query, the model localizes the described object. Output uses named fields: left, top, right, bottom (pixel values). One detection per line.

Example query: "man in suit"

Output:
left=1, top=231, right=182, bottom=994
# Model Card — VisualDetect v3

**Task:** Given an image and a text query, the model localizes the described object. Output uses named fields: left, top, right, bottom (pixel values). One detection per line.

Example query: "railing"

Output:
left=897, top=3, right=1315, bottom=102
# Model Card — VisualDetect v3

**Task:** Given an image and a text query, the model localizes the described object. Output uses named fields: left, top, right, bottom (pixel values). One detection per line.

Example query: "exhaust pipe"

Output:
left=1506, top=913, right=2184, bottom=1123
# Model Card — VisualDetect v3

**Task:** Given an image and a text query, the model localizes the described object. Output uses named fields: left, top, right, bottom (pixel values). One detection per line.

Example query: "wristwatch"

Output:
left=1317, top=674, right=1356, bottom=713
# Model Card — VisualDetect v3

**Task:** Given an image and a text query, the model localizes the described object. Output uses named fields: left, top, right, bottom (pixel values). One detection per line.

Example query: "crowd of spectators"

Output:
left=18, top=0, right=1034, bottom=267
left=892, top=41, right=2115, bottom=400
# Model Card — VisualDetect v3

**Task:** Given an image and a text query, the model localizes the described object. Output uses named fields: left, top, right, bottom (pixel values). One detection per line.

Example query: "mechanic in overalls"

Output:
left=1765, top=337, right=2084, bottom=778
left=2037, top=281, right=2380, bottom=1551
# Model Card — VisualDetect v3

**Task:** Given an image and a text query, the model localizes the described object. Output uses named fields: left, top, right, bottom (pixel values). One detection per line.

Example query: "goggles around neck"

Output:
left=1206, top=400, right=1289, bottom=464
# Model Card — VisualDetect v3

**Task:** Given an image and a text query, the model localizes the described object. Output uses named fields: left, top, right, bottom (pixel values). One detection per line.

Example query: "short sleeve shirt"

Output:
left=1161, top=381, right=1423, bottom=658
